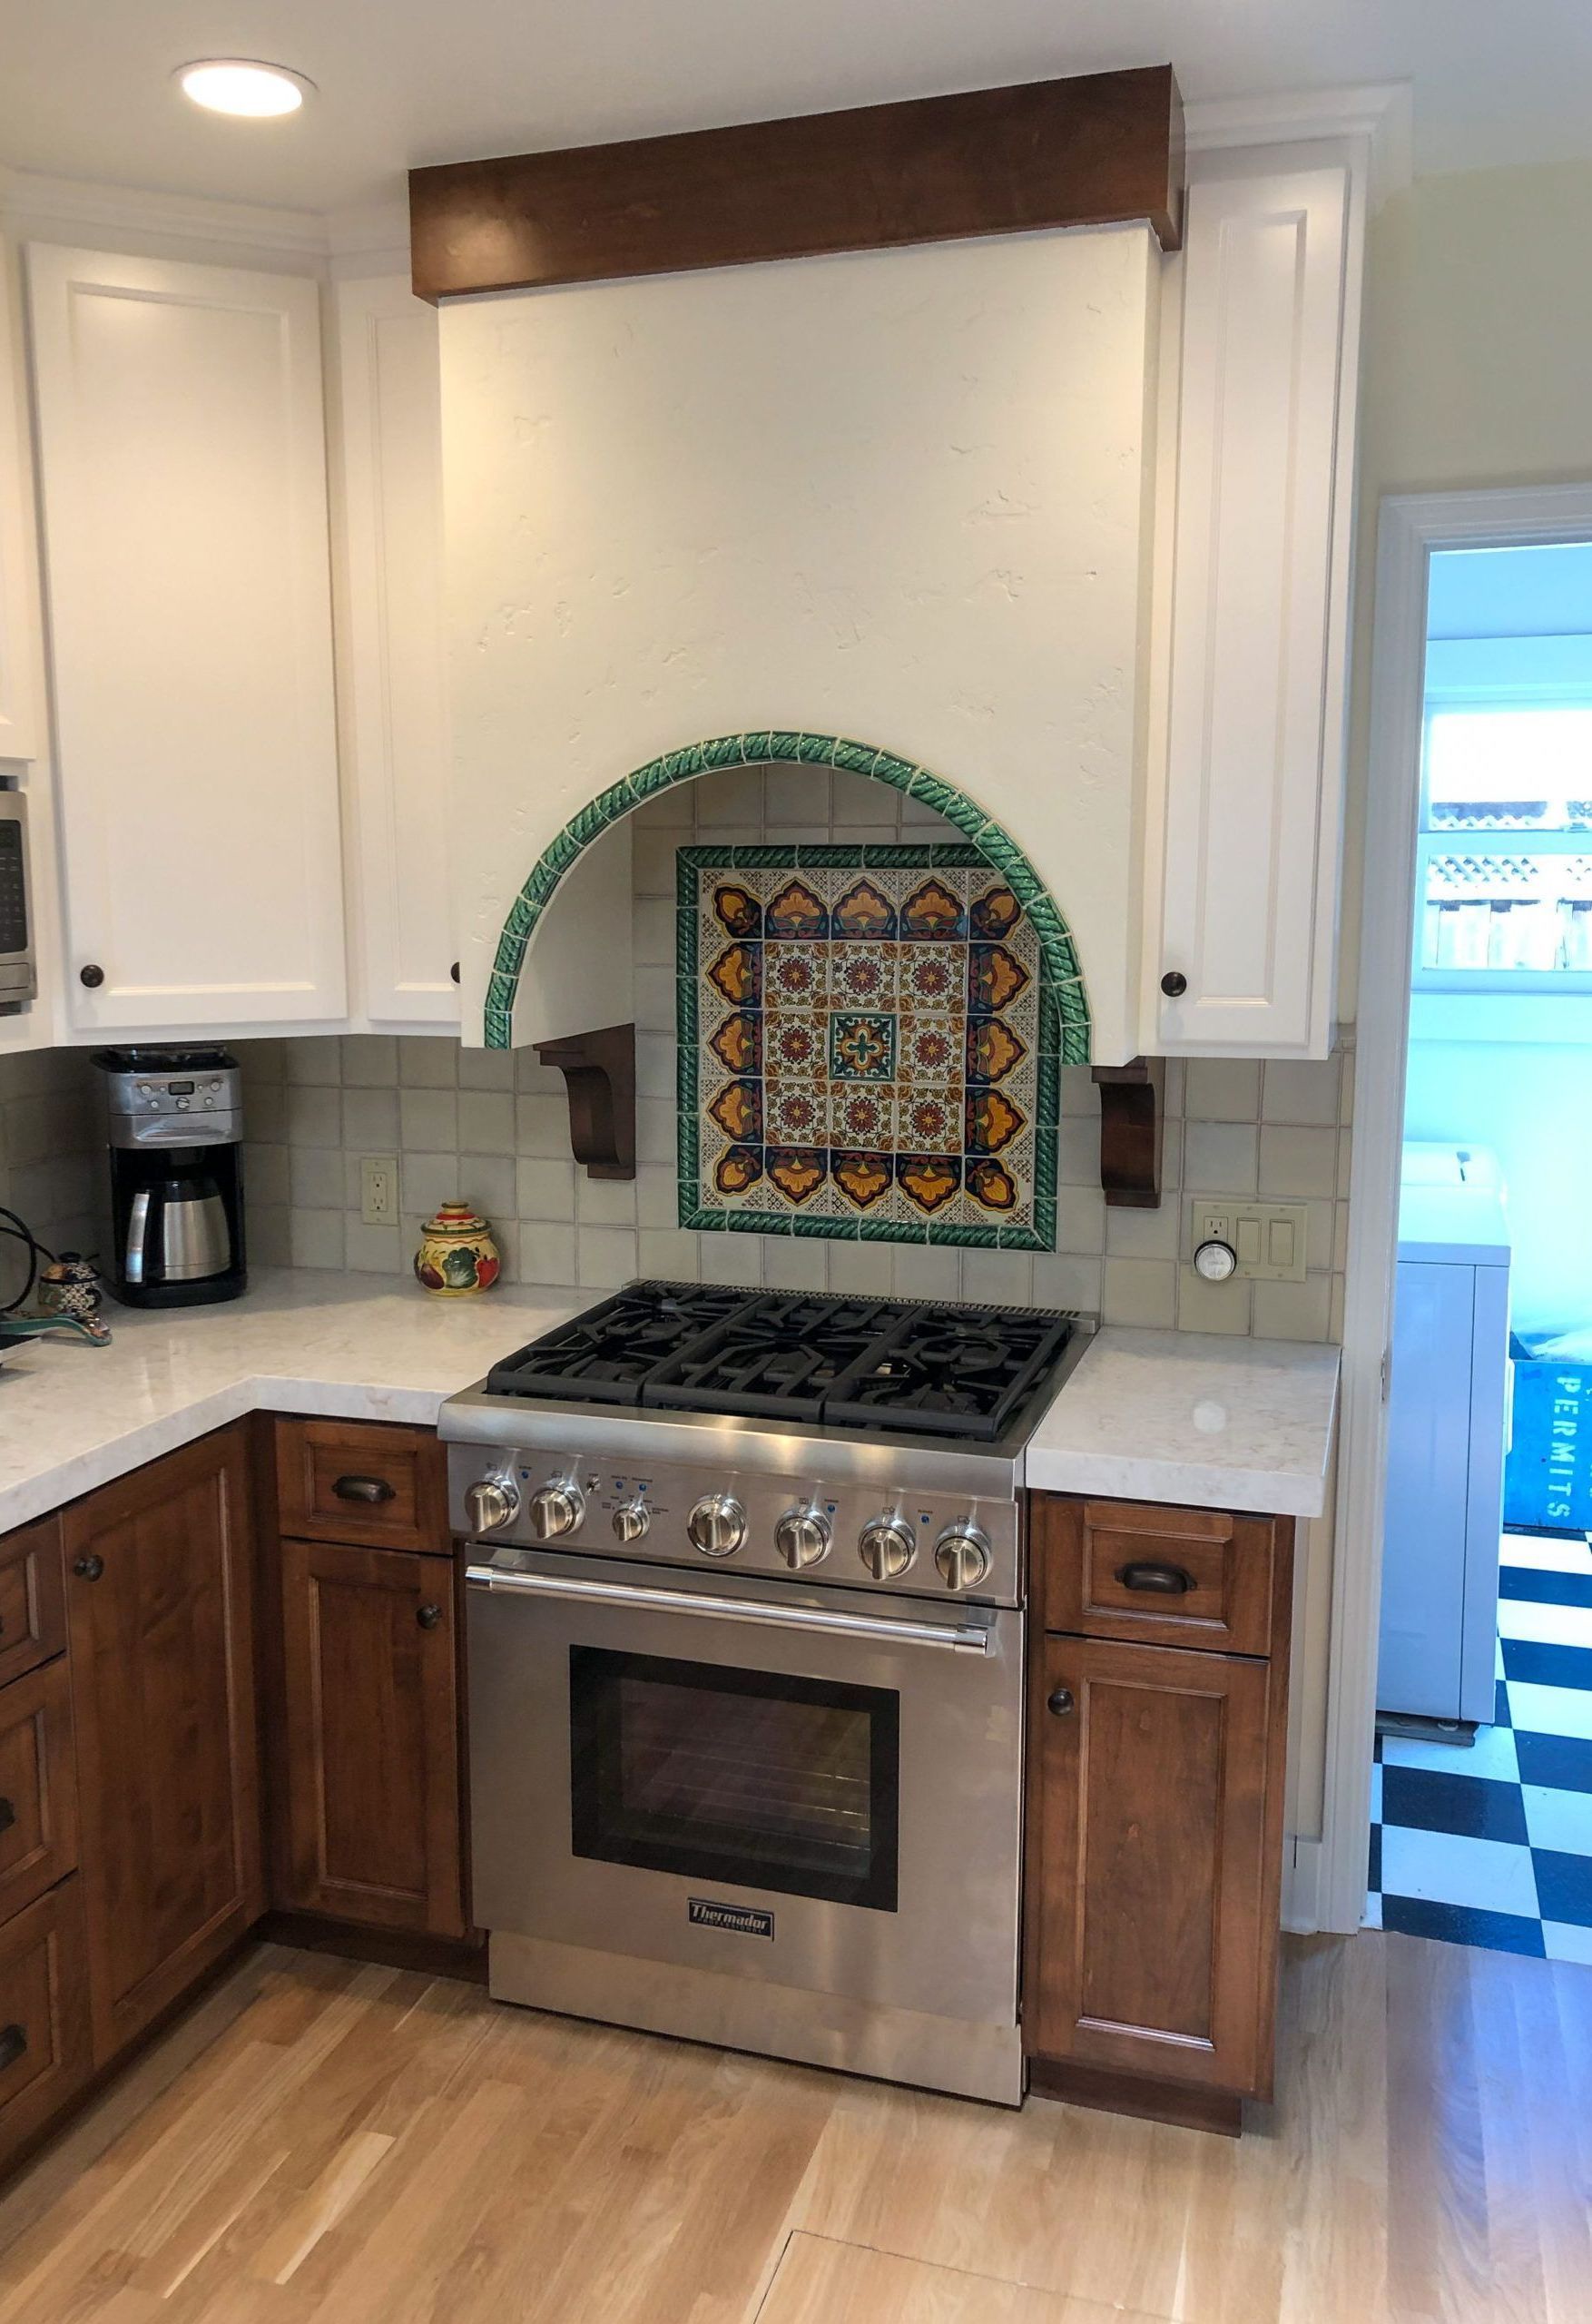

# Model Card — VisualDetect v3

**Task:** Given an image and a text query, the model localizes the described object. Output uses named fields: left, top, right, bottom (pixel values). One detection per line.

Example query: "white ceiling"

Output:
left=3, top=0, right=1589, bottom=218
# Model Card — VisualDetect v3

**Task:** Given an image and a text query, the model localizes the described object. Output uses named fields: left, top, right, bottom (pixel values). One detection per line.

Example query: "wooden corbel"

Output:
left=532, top=1023, right=636, bottom=1180
left=1091, top=1057, right=1165, bottom=1208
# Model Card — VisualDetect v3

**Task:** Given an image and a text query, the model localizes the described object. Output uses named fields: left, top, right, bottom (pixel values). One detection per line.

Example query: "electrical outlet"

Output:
left=1185, top=1196, right=1311, bottom=1284
left=360, top=1156, right=398, bottom=1226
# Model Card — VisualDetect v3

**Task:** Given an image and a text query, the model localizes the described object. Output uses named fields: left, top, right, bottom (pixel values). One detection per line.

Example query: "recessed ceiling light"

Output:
left=174, top=59, right=314, bottom=119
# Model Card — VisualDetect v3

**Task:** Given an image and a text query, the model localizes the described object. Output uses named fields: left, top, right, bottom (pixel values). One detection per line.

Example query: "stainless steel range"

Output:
left=444, top=1282, right=1091, bottom=2106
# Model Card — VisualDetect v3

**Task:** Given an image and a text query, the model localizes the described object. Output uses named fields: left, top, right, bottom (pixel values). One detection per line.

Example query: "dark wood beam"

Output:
left=410, top=65, right=1183, bottom=301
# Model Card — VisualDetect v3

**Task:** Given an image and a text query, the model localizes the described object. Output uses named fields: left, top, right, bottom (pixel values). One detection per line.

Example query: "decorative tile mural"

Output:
left=678, top=846, right=1058, bottom=1248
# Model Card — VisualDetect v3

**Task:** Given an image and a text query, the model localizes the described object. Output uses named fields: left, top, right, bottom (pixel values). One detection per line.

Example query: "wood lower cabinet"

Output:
left=275, top=1536, right=464, bottom=1937
left=64, top=1426, right=264, bottom=2066
left=1025, top=1492, right=1293, bottom=2134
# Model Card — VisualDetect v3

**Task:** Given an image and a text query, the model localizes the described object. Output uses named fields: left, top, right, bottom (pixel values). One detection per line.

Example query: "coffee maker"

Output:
left=93, top=1049, right=246, bottom=1306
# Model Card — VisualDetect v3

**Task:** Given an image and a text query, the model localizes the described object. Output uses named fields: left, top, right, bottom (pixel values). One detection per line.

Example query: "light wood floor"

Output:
left=0, top=1930, right=1588, bottom=2323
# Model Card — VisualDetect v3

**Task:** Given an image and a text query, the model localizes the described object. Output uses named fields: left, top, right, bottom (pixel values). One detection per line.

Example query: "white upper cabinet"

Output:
left=333, top=275, right=456, bottom=1026
left=0, top=246, right=40, bottom=762
left=1152, top=160, right=1361, bottom=1057
left=27, top=245, right=347, bottom=1033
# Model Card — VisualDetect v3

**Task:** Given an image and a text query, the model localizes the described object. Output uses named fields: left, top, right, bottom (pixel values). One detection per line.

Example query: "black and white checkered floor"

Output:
left=1367, top=1529, right=1592, bottom=1960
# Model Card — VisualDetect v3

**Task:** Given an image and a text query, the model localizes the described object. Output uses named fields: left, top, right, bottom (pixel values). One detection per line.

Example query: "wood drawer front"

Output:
left=0, top=1876, right=93, bottom=2172
left=1036, top=1495, right=1276, bottom=1658
left=275, top=1419, right=447, bottom=1552
left=0, top=1659, right=78, bottom=1927
left=0, top=1517, right=67, bottom=1691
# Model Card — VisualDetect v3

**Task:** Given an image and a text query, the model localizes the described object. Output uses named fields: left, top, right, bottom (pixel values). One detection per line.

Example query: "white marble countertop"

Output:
left=0, top=1270, right=585, bottom=1534
left=0, top=1275, right=1339, bottom=1535
left=1025, top=1327, right=1340, bottom=1518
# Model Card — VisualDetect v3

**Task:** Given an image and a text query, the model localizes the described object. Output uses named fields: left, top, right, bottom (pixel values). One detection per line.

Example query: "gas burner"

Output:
left=482, top=1283, right=1082, bottom=1444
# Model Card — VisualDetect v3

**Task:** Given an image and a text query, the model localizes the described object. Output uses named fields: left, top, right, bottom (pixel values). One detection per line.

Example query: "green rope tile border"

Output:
left=482, top=733, right=1092, bottom=1061
left=677, top=843, right=1059, bottom=1252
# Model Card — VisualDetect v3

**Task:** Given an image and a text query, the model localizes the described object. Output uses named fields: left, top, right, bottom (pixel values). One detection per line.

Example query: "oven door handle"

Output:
left=465, top=1562, right=993, bottom=1654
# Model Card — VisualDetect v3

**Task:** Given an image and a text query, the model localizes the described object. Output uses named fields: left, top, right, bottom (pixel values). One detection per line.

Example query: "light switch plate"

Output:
left=1185, top=1196, right=1311, bottom=1283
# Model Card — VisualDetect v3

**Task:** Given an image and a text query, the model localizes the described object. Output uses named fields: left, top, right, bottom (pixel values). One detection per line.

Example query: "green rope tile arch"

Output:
left=483, top=732, right=1092, bottom=1060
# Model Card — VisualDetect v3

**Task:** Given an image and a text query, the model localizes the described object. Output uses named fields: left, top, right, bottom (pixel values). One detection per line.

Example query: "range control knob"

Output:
left=465, top=1475, right=519, bottom=1535
left=529, top=1480, right=585, bottom=1540
left=934, top=1521, right=992, bottom=1592
left=688, top=1492, right=746, bottom=1558
left=858, top=1518, right=916, bottom=1581
left=774, top=1505, right=831, bottom=1570
left=612, top=1497, right=650, bottom=1544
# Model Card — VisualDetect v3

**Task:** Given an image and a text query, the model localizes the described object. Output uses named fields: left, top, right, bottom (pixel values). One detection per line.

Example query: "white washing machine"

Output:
left=1377, top=1143, right=1512, bottom=1727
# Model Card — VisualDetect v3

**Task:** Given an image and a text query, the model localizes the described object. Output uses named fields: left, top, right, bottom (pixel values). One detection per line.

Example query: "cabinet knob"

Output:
left=79, top=963, right=105, bottom=990
left=416, top=1602, right=444, bottom=1630
left=0, top=2024, right=26, bottom=2073
left=333, top=1473, right=396, bottom=1506
left=1160, top=970, right=1187, bottom=998
left=1047, top=1686, right=1076, bottom=1718
left=73, top=1552, right=104, bottom=1581
left=449, top=961, right=461, bottom=985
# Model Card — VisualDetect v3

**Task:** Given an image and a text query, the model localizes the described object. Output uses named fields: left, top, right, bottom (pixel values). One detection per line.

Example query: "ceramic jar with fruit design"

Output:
left=413, top=1203, right=500, bottom=1295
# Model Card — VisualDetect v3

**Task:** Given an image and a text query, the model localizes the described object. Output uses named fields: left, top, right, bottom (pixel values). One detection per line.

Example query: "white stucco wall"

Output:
left=441, top=225, right=1160, bottom=1057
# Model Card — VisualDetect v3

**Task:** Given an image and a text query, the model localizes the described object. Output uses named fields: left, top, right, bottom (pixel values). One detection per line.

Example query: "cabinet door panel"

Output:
left=1027, top=1632, right=1273, bottom=2095
left=1155, top=164, right=1354, bottom=1056
left=26, top=244, right=345, bottom=1031
left=277, top=1538, right=463, bottom=1936
left=0, top=1656, right=77, bottom=1925
left=335, top=277, right=457, bottom=1026
left=64, top=1426, right=263, bottom=2065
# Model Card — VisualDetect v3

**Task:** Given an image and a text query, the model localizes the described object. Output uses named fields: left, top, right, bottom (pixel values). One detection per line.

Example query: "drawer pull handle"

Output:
left=333, top=1475, right=397, bottom=1506
left=0, top=2023, right=26, bottom=2072
left=0, top=1797, right=13, bottom=1834
left=416, top=1603, right=444, bottom=1630
left=1115, top=1561, right=1194, bottom=1596
left=1047, top=1687, right=1075, bottom=1718
left=73, top=1553, right=105, bottom=1581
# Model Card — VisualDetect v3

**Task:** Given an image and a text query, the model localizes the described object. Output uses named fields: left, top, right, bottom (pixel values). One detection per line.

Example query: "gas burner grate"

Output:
left=483, top=1282, right=1079, bottom=1443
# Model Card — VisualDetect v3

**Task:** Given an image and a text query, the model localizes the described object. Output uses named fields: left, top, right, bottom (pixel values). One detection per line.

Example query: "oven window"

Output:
left=569, top=1648, right=899, bottom=1911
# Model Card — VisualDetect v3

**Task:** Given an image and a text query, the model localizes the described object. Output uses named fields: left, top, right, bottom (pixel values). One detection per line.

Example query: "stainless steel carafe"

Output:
left=124, top=1173, right=231, bottom=1285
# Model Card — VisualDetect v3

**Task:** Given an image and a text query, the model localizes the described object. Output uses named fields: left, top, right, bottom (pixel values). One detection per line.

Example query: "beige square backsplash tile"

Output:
left=1102, top=1256, right=1178, bottom=1329
left=1184, top=1058, right=1262, bottom=1121
left=1261, top=1057, right=1341, bottom=1127
left=457, top=1089, right=515, bottom=1157
left=1259, top=1124, right=1340, bottom=1201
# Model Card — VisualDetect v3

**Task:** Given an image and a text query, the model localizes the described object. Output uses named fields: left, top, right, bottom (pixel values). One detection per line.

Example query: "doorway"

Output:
left=1360, top=529, right=1592, bottom=1958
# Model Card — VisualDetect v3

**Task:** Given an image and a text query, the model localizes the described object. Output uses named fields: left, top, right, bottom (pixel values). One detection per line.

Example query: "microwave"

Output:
left=0, top=793, right=37, bottom=1010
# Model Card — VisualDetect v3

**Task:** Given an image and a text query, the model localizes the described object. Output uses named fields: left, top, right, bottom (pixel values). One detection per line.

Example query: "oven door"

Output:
left=465, top=1546, right=1023, bottom=2029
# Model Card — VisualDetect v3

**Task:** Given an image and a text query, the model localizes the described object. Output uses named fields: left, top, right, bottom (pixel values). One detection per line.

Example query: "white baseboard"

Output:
left=1282, top=1837, right=1324, bottom=1933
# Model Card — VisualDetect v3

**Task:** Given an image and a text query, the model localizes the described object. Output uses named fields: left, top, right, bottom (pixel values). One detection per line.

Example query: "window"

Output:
left=568, top=1646, right=900, bottom=1911
left=1417, top=704, right=1592, bottom=989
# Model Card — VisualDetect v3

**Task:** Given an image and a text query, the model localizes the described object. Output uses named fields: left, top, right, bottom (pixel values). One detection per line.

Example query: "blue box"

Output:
left=1505, top=1332, right=1592, bottom=1532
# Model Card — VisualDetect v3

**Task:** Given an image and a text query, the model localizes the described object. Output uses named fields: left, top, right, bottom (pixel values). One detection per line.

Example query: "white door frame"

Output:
left=1316, top=479, right=1592, bottom=1933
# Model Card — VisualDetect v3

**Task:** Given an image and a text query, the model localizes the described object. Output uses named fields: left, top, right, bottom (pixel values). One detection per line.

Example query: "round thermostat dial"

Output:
left=1193, top=1236, right=1238, bottom=1283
